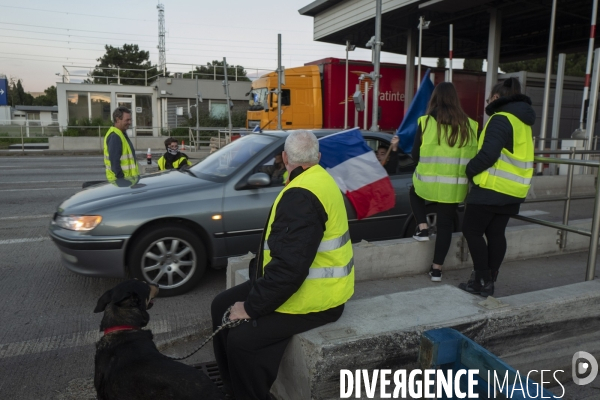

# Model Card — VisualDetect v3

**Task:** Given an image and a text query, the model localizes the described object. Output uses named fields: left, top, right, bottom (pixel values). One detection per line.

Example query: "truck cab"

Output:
left=246, top=65, right=323, bottom=130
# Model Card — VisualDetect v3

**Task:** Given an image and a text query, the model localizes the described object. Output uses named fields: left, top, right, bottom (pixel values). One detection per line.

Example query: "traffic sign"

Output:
left=0, top=78, right=7, bottom=106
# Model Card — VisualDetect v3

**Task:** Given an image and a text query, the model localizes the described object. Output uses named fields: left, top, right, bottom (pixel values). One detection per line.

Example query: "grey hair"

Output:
left=284, top=130, right=320, bottom=165
left=112, top=106, right=132, bottom=123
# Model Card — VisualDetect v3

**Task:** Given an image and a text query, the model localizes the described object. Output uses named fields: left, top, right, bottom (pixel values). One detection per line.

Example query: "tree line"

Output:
left=1, top=77, right=57, bottom=107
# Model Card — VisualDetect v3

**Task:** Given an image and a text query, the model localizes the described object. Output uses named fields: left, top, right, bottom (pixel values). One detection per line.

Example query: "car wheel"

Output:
left=129, top=225, right=206, bottom=297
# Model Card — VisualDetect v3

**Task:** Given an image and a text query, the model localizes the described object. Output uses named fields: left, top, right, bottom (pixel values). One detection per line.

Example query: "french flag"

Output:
left=319, top=128, right=395, bottom=220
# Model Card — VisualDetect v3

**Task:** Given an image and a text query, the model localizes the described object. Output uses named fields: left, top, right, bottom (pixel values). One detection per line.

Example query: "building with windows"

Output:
left=56, top=76, right=251, bottom=137
left=11, top=105, right=59, bottom=126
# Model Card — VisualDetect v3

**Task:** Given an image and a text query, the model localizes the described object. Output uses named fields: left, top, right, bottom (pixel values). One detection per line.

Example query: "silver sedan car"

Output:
left=49, top=130, right=449, bottom=296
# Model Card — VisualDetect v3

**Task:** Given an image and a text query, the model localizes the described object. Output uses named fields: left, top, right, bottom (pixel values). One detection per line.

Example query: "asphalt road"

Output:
left=0, top=156, right=226, bottom=399
left=0, top=155, right=595, bottom=399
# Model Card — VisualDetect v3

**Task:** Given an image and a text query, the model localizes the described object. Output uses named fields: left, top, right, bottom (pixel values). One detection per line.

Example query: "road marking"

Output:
left=519, top=210, right=550, bottom=217
left=0, top=237, right=49, bottom=245
left=0, top=320, right=170, bottom=359
left=0, top=187, right=80, bottom=192
left=0, top=215, right=51, bottom=220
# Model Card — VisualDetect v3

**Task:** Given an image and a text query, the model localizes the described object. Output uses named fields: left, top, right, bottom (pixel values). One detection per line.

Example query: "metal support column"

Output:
left=404, top=29, right=417, bottom=113
left=448, top=24, right=453, bottom=83
left=577, top=0, right=598, bottom=133
left=550, top=54, right=566, bottom=157
left=484, top=9, right=502, bottom=124
left=370, top=0, right=382, bottom=132
left=537, top=0, right=558, bottom=174
left=586, top=48, right=600, bottom=172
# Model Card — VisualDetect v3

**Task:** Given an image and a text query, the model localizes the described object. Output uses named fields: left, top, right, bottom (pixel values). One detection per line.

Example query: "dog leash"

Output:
left=165, top=306, right=249, bottom=361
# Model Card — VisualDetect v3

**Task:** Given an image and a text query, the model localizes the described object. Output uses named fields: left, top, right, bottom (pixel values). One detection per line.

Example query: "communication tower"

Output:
left=157, top=3, right=166, bottom=75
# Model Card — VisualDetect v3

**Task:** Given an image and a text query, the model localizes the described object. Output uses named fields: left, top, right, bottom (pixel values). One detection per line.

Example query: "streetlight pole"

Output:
left=370, top=0, right=383, bottom=132
left=417, top=16, right=430, bottom=89
left=344, top=41, right=356, bottom=129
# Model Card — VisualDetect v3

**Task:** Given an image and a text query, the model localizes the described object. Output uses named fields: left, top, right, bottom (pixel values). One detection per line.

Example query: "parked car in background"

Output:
left=49, top=130, right=454, bottom=296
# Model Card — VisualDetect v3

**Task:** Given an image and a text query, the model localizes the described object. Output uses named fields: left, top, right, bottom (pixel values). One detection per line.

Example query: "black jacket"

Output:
left=465, top=94, right=536, bottom=206
left=244, top=166, right=328, bottom=318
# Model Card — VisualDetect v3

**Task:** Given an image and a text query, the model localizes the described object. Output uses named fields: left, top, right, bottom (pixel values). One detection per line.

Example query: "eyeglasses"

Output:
left=169, top=144, right=179, bottom=149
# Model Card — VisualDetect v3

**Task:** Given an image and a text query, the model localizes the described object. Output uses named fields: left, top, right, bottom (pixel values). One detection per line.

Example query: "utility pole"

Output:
left=157, top=3, right=166, bottom=76
left=222, top=57, right=233, bottom=141
left=277, top=34, right=283, bottom=130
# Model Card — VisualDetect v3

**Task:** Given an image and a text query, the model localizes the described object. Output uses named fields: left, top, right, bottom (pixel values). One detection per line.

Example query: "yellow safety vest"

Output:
left=473, top=112, right=534, bottom=198
left=103, top=127, right=139, bottom=181
left=157, top=155, right=192, bottom=170
left=262, top=165, right=354, bottom=314
left=413, top=116, right=478, bottom=203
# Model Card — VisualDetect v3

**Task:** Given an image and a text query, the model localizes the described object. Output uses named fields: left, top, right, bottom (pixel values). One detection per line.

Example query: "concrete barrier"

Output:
left=527, top=174, right=595, bottom=199
left=227, top=219, right=595, bottom=289
left=270, top=281, right=600, bottom=399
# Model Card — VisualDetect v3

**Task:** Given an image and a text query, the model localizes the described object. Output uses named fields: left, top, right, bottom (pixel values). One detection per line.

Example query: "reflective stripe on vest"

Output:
left=419, top=156, right=471, bottom=166
left=472, top=111, right=534, bottom=198
left=103, top=127, right=139, bottom=181
left=264, top=229, right=350, bottom=253
left=261, top=165, right=354, bottom=314
left=412, top=115, right=478, bottom=203
left=307, top=257, right=354, bottom=279
left=414, top=172, right=469, bottom=185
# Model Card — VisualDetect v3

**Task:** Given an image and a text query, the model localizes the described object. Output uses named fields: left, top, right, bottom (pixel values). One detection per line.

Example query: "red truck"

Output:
left=246, top=57, right=487, bottom=132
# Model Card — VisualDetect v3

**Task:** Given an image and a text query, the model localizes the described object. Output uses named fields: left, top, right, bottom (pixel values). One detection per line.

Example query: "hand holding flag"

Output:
left=319, top=128, right=395, bottom=220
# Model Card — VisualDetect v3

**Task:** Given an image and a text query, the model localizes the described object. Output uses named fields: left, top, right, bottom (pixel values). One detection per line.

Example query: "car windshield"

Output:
left=190, top=134, right=277, bottom=181
left=249, top=88, right=268, bottom=110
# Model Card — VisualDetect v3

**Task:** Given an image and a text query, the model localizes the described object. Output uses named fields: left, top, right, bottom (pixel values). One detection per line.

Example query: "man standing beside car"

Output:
left=211, top=130, right=354, bottom=400
left=104, top=107, right=139, bottom=181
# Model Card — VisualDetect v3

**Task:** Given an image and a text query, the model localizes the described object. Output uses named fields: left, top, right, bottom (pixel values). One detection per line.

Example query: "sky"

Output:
left=0, top=0, right=454, bottom=92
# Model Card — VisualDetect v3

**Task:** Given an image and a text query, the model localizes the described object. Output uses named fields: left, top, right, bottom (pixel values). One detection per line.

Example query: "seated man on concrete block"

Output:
left=211, top=130, right=355, bottom=400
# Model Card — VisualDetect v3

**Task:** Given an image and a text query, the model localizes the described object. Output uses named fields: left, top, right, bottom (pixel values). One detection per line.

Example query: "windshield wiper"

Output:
left=180, top=168, right=197, bottom=177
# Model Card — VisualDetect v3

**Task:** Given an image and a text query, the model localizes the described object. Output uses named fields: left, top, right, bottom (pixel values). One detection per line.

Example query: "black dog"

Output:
left=94, top=280, right=225, bottom=400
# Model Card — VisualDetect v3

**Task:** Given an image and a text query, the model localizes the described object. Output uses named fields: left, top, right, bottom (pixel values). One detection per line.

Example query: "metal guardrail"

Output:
left=512, top=148, right=600, bottom=281
left=0, top=124, right=246, bottom=152
left=61, top=63, right=273, bottom=86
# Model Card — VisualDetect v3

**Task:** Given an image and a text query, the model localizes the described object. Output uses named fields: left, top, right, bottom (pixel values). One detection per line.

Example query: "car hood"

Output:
left=58, top=170, right=220, bottom=214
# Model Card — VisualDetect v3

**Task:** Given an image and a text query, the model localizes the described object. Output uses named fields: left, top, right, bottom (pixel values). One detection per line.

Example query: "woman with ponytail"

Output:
left=458, top=77, right=536, bottom=297
left=410, top=82, right=478, bottom=282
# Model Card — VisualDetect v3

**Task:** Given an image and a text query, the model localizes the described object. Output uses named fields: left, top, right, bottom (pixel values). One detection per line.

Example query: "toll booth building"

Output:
left=56, top=77, right=251, bottom=137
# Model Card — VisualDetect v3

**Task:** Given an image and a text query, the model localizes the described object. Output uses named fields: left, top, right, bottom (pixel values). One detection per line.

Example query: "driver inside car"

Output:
left=259, top=151, right=287, bottom=185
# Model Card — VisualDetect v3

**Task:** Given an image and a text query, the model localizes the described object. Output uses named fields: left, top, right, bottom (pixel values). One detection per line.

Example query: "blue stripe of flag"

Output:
left=318, top=128, right=372, bottom=169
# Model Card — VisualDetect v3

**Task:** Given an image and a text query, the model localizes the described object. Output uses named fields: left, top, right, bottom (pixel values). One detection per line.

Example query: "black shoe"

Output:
left=413, top=226, right=429, bottom=241
left=458, top=272, right=494, bottom=297
left=429, top=266, right=442, bottom=282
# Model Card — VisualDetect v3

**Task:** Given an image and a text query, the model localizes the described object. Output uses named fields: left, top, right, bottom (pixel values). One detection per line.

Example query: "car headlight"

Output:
left=54, top=215, right=102, bottom=231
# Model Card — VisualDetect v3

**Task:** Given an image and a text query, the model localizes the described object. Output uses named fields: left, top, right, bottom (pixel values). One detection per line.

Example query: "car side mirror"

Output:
left=247, top=172, right=271, bottom=187
left=271, top=93, right=278, bottom=109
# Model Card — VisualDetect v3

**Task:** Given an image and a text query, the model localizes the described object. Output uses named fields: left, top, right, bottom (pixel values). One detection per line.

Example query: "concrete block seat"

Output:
left=269, top=281, right=600, bottom=400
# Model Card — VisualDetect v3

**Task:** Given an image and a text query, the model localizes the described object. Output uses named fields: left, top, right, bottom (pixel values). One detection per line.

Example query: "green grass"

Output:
left=0, top=137, right=49, bottom=149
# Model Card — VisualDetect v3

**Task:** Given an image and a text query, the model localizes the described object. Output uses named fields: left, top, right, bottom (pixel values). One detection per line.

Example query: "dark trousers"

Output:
left=461, top=203, right=519, bottom=278
left=211, top=280, right=344, bottom=400
left=409, top=187, right=458, bottom=265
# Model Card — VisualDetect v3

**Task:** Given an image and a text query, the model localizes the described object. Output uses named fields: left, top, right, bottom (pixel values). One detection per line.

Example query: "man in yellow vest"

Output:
left=103, top=107, right=139, bottom=182
left=211, top=130, right=354, bottom=400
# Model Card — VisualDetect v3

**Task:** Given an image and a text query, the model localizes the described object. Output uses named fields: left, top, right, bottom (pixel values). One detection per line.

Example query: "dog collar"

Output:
left=103, top=325, right=138, bottom=335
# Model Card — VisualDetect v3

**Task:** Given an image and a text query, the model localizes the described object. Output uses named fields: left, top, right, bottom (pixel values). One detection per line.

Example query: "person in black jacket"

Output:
left=157, top=137, right=192, bottom=170
left=210, top=130, right=351, bottom=400
left=458, top=78, right=536, bottom=297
